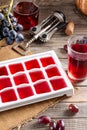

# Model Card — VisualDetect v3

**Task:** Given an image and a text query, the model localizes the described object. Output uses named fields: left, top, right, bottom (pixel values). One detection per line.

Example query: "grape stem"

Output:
left=7, top=0, right=13, bottom=16
left=7, top=0, right=14, bottom=30
left=0, top=1, right=13, bottom=30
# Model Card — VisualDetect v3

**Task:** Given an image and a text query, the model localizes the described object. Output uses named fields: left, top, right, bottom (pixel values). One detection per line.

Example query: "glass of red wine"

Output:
left=67, top=35, right=87, bottom=82
left=13, top=0, right=39, bottom=30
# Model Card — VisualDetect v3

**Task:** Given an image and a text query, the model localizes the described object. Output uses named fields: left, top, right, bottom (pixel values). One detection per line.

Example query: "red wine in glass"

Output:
left=68, top=41, right=87, bottom=81
left=13, top=1, right=39, bottom=30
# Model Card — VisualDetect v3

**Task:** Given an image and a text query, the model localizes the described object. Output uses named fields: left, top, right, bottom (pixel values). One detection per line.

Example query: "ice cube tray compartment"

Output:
left=0, top=89, right=17, bottom=103
left=45, top=66, right=61, bottom=78
left=0, top=51, right=74, bottom=111
left=9, top=63, right=24, bottom=74
left=17, top=86, right=34, bottom=99
left=25, top=59, right=40, bottom=70
left=40, top=56, right=56, bottom=67
left=0, top=66, right=8, bottom=76
left=29, top=70, right=45, bottom=82
left=13, top=73, right=29, bottom=85
left=0, top=77, right=12, bottom=90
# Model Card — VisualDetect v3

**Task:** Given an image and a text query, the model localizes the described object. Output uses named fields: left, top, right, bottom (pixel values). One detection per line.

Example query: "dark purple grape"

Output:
left=0, top=28, right=3, bottom=39
left=11, top=17, right=17, bottom=23
left=9, top=30, right=17, bottom=40
left=49, top=121, right=56, bottom=130
left=9, top=12, right=13, bottom=18
left=12, top=22, right=17, bottom=27
left=2, top=19, right=10, bottom=27
left=56, top=120, right=65, bottom=130
left=3, top=27, right=9, bottom=37
left=6, top=37, right=14, bottom=45
left=0, top=35, right=2, bottom=40
left=15, top=33, right=24, bottom=43
left=38, top=115, right=51, bottom=125
left=0, top=13, right=4, bottom=20
left=15, top=24, right=23, bottom=31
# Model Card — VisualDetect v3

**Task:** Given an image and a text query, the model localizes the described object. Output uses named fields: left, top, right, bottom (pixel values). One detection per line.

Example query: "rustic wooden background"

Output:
left=0, top=0, right=10, bottom=6
left=14, top=0, right=87, bottom=129
left=0, top=0, right=87, bottom=130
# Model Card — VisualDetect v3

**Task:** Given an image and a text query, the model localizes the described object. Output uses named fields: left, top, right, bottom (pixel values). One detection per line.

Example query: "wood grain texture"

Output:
left=0, top=0, right=10, bottom=6
left=16, top=1, right=87, bottom=130
left=18, top=118, right=87, bottom=130
left=0, top=0, right=86, bottom=129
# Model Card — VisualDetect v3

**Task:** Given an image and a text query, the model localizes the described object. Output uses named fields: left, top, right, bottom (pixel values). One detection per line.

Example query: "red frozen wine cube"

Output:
left=50, top=78, right=67, bottom=91
left=13, top=74, right=29, bottom=85
left=1, top=89, right=17, bottom=103
left=17, top=86, right=34, bottom=99
left=0, top=66, right=8, bottom=76
left=40, top=57, right=55, bottom=67
left=0, top=77, right=12, bottom=90
left=34, top=81, right=51, bottom=94
left=9, top=63, right=24, bottom=74
left=71, top=43, right=87, bottom=53
left=45, top=66, right=61, bottom=78
left=25, top=59, right=40, bottom=70
left=29, top=70, right=45, bottom=82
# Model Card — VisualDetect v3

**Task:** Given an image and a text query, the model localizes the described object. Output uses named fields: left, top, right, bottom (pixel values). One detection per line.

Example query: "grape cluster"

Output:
left=0, top=8, right=24, bottom=45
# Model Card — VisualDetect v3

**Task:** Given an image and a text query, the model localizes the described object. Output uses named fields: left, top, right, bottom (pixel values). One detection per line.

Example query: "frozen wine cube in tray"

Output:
left=0, top=51, right=74, bottom=111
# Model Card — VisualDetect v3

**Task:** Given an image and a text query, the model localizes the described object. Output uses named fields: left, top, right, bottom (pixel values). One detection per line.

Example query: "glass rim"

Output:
left=13, top=1, right=39, bottom=16
left=68, top=35, right=87, bottom=55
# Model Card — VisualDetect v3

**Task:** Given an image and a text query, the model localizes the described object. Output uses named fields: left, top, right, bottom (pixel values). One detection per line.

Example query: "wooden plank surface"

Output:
left=16, top=119, right=87, bottom=130
left=9, top=0, right=87, bottom=129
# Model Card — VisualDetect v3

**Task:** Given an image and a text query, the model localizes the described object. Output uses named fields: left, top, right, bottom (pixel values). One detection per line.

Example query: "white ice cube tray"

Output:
left=0, top=50, right=74, bottom=111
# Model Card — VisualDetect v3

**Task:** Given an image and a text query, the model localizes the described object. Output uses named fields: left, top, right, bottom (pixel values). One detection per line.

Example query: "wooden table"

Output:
left=13, top=0, right=87, bottom=129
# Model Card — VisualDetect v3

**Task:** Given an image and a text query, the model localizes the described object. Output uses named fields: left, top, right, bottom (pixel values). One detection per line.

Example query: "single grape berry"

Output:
left=12, top=22, right=17, bottom=27
left=3, top=27, right=9, bottom=37
left=9, top=12, right=13, bottom=18
left=9, top=30, right=17, bottom=40
left=15, top=33, right=24, bottom=43
left=56, top=120, right=65, bottom=130
left=49, top=121, right=56, bottom=130
left=15, top=24, right=23, bottom=31
left=69, top=104, right=79, bottom=113
left=6, top=37, right=14, bottom=45
left=38, top=115, right=51, bottom=125
left=64, top=44, right=67, bottom=52
left=0, top=13, right=4, bottom=20
left=2, top=19, right=10, bottom=27
left=11, top=17, right=17, bottom=23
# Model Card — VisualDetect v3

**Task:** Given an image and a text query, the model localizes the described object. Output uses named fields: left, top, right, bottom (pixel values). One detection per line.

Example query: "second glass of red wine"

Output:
left=13, top=0, right=39, bottom=30
left=67, top=35, right=87, bottom=82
